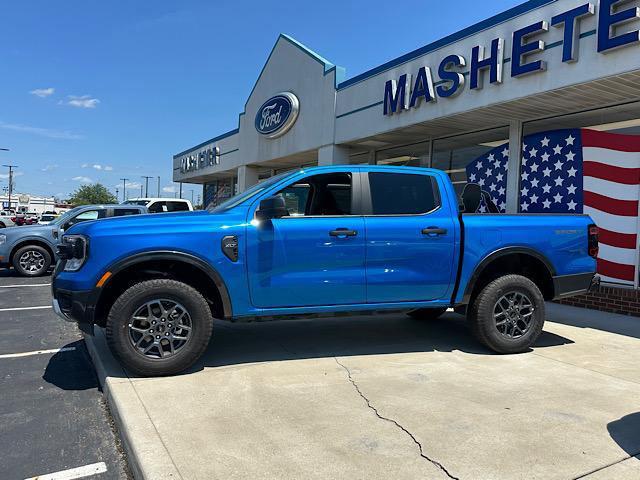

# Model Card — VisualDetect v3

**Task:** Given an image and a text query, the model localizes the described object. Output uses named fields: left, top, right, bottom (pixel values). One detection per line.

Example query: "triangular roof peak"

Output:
left=245, top=34, right=345, bottom=108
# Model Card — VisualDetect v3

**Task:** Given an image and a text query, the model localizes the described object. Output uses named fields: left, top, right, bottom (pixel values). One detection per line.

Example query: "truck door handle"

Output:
left=329, top=228, right=357, bottom=237
left=421, top=227, right=447, bottom=236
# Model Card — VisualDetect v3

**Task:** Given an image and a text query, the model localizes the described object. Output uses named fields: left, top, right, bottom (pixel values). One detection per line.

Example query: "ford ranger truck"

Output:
left=52, top=166, right=598, bottom=376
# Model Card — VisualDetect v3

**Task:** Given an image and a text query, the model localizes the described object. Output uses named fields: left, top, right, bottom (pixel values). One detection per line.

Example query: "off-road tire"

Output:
left=467, top=274, right=545, bottom=354
left=105, top=279, right=214, bottom=376
left=12, top=244, right=51, bottom=277
left=407, top=307, right=447, bottom=320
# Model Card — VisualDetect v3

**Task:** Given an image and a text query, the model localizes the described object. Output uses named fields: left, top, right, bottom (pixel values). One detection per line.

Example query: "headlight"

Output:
left=58, top=235, right=88, bottom=272
left=0, top=234, right=5, bottom=245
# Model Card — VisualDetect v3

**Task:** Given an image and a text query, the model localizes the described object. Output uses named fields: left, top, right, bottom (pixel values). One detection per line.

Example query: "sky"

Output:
left=0, top=0, right=521, bottom=201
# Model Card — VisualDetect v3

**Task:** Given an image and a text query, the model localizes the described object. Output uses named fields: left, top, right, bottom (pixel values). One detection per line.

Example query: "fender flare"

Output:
left=461, top=247, right=556, bottom=304
left=98, top=250, right=233, bottom=318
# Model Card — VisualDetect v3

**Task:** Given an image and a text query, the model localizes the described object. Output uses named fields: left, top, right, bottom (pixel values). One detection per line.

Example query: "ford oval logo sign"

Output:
left=255, top=92, right=299, bottom=139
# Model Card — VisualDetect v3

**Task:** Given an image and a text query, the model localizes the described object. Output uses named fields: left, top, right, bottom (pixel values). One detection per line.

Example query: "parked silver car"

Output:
left=0, top=204, right=147, bottom=276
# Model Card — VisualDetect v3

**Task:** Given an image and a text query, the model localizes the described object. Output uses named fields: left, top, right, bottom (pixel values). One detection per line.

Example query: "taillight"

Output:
left=588, top=224, right=599, bottom=258
left=10, top=217, right=16, bottom=222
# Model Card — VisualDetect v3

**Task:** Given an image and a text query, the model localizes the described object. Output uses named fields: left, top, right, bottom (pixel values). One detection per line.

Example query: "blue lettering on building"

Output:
left=384, top=1, right=639, bottom=116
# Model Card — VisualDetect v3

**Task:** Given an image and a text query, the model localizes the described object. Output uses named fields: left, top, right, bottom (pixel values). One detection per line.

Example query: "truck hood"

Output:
left=1, top=224, right=57, bottom=240
left=65, top=209, right=248, bottom=238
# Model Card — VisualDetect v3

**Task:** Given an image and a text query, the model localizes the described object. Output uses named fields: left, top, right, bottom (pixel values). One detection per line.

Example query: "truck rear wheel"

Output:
left=468, top=274, right=545, bottom=354
left=105, top=279, right=214, bottom=376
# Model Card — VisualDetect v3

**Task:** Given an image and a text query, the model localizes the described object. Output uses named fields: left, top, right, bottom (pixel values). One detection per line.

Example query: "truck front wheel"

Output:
left=105, top=279, right=214, bottom=376
left=468, top=274, right=545, bottom=354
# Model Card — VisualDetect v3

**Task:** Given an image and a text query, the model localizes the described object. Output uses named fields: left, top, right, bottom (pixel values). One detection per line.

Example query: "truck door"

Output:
left=363, top=171, right=456, bottom=302
left=246, top=171, right=366, bottom=308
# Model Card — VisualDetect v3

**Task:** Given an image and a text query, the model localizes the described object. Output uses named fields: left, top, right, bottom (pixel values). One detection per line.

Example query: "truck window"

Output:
left=277, top=172, right=352, bottom=216
left=368, top=172, right=438, bottom=215
left=66, top=209, right=104, bottom=227
left=113, top=208, right=142, bottom=217
left=148, top=201, right=167, bottom=213
left=166, top=201, right=190, bottom=212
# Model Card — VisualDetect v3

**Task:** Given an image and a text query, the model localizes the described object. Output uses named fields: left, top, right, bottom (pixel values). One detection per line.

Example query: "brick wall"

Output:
left=555, top=284, right=640, bottom=317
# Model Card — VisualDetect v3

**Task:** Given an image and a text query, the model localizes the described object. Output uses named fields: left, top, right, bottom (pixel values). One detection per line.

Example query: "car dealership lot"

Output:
left=87, top=302, right=640, bottom=480
left=0, top=271, right=129, bottom=480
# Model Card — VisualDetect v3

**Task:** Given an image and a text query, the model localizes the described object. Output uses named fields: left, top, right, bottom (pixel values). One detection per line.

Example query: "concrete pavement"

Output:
left=88, top=303, right=640, bottom=479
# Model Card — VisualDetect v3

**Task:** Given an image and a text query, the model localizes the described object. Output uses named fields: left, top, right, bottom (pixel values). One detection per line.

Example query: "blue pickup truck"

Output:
left=52, top=166, right=598, bottom=376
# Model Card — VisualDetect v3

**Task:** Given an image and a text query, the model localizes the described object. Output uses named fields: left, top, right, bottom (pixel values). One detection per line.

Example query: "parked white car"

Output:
left=122, top=197, right=193, bottom=213
left=0, top=211, right=16, bottom=228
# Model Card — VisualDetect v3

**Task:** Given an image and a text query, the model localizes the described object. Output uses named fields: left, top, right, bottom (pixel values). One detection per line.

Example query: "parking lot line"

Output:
left=0, top=346, right=76, bottom=359
left=0, top=283, right=51, bottom=288
left=0, top=305, right=52, bottom=312
left=23, top=461, right=107, bottom=480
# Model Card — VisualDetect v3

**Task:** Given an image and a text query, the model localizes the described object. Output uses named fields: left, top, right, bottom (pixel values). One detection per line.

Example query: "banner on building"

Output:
left=466, top=129, right=640, bottom=287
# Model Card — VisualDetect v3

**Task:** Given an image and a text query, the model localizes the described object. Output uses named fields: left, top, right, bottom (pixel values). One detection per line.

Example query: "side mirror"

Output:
left=255, top=196, right=288, bottom=221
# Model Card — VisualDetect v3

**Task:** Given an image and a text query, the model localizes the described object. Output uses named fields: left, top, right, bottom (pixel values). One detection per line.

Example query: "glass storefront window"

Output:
left=375, top=141, right=430, bottom=167
left=432, top=127, right=509, bottom=199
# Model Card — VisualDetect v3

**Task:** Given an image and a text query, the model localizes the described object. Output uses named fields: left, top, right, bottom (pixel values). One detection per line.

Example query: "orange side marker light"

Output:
left=96, top=271, right=112, bottom=288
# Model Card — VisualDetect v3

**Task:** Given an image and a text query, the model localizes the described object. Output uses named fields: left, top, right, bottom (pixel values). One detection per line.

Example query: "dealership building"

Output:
left=174, top=0, right=640, bottom=314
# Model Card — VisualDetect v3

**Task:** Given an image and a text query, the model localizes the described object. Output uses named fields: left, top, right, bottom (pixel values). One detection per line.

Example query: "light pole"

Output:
left=141, top=176, right=152, bottom=197
left=189, top=189, right=194, bottom=204
left=120, top=178, right=128, bottom=202
left=157, top=176, right=160, bottom=197
left=179, top=182, right=183, bottom=199
left=3, top=164, right=17, bottom=212
left=115, top=188, right=119, bottom=200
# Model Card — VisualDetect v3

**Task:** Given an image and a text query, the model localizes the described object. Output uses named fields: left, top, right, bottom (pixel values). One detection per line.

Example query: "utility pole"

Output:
left=3, top=164, right=17, bottom=212
left=189, top=189, right=194, bottom=204
left=157, top=176, right=160, bottom=197
left=120, top=178, right=128, bottom=202
left=179, top=182, right=183, bottom=199
left=115, top=188, right=119, bottom=200
left=141, top=176, right=152, bottom=197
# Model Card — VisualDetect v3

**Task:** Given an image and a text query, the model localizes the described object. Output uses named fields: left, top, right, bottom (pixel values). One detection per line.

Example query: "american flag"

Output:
left=466, top=128, right=640, bottom=286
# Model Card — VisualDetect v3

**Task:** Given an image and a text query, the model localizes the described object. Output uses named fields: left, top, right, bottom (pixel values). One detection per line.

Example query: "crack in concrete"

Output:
left=334, top=357, right=460, bottom=480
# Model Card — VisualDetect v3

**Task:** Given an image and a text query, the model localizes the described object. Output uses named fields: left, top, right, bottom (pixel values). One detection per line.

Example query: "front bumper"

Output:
left=52, top=276, right=96, bottom=335
left=552, top=272, right=598, bottom=300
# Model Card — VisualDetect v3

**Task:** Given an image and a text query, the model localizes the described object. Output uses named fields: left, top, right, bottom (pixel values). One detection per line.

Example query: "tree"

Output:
left=68, top=183, right=117, bottom=206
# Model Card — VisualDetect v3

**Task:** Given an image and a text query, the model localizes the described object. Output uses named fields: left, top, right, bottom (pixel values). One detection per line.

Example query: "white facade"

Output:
left=0, top=193, right=56, bottom=214
left=173, top=0, right=640, bottom=287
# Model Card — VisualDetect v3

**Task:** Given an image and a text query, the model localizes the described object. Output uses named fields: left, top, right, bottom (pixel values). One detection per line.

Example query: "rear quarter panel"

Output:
left=455, top=214, right=596, bottom=303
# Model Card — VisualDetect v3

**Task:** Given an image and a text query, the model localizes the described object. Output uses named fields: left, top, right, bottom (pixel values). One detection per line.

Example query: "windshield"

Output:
left=122, top=200, right=148, bottom=206
left=209, top=171, right=293, bottom=212
left=52, top=207, right=83, bottom=226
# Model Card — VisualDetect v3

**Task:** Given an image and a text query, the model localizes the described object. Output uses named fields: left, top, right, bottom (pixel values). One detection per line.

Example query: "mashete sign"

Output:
left=179, top=146, right=220, bottom=174
left=384, top=0, right=639, bottom=115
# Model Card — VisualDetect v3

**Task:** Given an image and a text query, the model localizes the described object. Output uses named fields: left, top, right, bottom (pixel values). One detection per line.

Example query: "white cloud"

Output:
left=72, top=176, right=92, bottom=183
left=0, top=171, right=24, bottom=179
left=92, top=164, right=102, bottom=170
left=81, top=163, right=88, bottom=168
left=64, top=95, right=100, bottom=109
left=30, top=87, right=55, bottom=98
left=104, top=165, right=113, bottom=171
left=115, top=181, right=141, bottom=189
left=0, top=121, right=83, bottom=140
left=162, top=185, right=177, bottom=193
left=42, top=164, right=58, bottom=172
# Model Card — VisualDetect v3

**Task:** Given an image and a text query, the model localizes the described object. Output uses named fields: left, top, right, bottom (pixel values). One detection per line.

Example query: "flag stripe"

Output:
left=598, top=227, right=637, bottom=249
left=582, top=129, right=640, bottom=152
left=583, top=161, right=640, bottom=185
left=583, top=147, right=640, bottom=169
left=583, top=176, right=639, bottom=201
left=583, top=191, right=638, bottom=216
left=583, top=207, right=639, bottom=234
left=597, top=257, right=636, bottom=281
left=598, top=243, right=637, bottom=266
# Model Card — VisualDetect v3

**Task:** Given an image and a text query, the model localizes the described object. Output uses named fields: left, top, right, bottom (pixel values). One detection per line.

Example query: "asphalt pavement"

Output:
left=0, top=269, right=129, bottom=480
